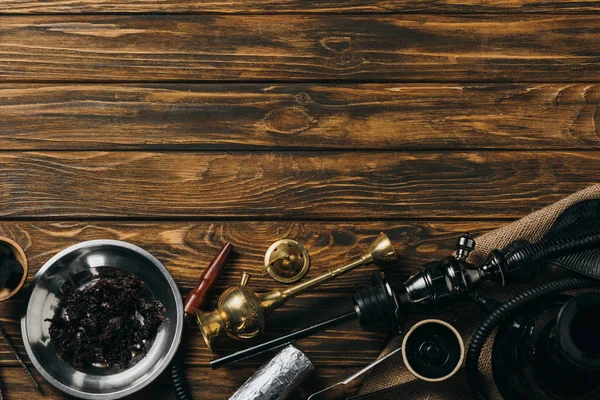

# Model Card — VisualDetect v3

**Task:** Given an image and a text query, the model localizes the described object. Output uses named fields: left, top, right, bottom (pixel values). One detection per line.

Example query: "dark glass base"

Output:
left=492, top=294, right=600, bottom=400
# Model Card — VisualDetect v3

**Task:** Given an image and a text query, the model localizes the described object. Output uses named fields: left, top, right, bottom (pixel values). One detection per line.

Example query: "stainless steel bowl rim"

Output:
left=21, top=239, right=184, bottom=399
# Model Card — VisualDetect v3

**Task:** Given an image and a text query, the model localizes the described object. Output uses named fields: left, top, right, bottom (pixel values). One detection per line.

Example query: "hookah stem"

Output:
left=211, top=311, right=358, bottom=369
left=281, top=258, right=366, bottom=299
left=0, top=324, right=40, bottom=393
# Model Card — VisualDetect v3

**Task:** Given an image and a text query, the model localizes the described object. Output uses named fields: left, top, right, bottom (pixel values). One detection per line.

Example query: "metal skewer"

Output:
left=0, top=324, right=41, bottom=393
left=211, top=311, right=357, bottom=369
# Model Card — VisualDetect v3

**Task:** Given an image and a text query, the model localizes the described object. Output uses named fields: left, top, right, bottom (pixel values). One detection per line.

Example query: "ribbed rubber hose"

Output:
left=172, top=347, right=190, bottom=400
left=503, top=231, right=600, bottom=277
left=172, top=329, right=191, bottom=400
left=466, top=277, right=600, bottom=400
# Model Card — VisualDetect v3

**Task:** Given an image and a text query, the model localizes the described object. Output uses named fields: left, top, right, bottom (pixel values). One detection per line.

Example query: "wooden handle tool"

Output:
left=183, top=243, right=233, bottom=324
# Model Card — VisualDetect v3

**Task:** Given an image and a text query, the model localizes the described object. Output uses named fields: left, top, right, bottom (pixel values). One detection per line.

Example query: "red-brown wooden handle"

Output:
left=184, top=242, right=233, bottom=317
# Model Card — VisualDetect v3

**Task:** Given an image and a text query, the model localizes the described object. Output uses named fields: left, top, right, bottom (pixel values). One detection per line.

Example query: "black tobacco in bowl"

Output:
left=0, top=242, right=24, bottom=290
left=46, top=276, right=165, bottom=369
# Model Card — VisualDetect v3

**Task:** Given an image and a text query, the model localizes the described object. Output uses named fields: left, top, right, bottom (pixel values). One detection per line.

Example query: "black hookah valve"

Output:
left=353, top=272, right=402, bottom=334
left=456, top=233, right=475, bottom=262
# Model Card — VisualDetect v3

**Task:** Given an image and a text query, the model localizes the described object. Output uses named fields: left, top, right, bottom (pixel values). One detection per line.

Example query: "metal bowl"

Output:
left=21, top=240, right=183, bottom=399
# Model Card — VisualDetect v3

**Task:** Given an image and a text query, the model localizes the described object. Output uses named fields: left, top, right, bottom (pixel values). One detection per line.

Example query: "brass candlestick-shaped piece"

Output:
left=196, top=233, right=397, bottom=352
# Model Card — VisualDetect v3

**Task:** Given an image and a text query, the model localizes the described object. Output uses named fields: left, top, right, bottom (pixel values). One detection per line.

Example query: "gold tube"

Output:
left=281, top=256, right=371, bottom=299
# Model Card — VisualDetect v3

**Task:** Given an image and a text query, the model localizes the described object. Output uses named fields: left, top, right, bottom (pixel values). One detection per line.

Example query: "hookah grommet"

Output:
left=229, top=345, right=314, bottom=400
left=401, top=319, right=464, bottom=382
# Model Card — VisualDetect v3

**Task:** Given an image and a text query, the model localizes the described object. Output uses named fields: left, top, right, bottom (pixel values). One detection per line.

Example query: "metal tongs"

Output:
left=0, top=324, right=41, bottom=395
left=307, top=346, right=402, bottom=400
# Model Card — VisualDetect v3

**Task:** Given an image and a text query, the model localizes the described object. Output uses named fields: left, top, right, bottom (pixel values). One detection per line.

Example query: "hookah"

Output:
left=210, top=233, right=476, bottom=369
left=212, top=199, right=600, bottom=400
left=194, top=233, right=397, bottom=351
left=466, top=199, right=600, bottom=400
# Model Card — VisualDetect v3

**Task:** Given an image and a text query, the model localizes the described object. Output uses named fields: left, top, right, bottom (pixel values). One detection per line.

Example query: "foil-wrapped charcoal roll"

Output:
left=229, top=345, right=314, bottom=400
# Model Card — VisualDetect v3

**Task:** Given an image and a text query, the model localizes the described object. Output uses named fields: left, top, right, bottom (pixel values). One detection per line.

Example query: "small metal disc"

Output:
left=263, top=239, right=310, bottom=284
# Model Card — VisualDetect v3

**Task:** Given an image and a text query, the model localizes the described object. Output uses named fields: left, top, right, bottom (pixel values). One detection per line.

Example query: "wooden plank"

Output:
left=0, top=365, right=361, bottom=399
left=3, top=16, right=600, bottom=82
left=0, top=220, right=498, bottom=368
left=3, top=83, right=600, bottom=150
left=2, top=0, right=600, bottom=14
left=0, top=151, right=596, bottom=220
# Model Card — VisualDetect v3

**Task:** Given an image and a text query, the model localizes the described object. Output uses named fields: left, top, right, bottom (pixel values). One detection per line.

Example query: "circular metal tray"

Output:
left=21, top=240, right=183, bottom=399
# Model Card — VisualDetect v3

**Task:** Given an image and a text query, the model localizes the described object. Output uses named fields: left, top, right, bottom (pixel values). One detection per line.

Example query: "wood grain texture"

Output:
left=0, top=365, right=361, bottom=400
left=2, top=0, right=600, bottom=14
left=0, top=220, right=498, bottom=368
left=1, top=1, right=591, bottom=399
left=0, top=151, right=596, bottom=220
left=3, top=15, right=600, bottom=82
left=3, top=84, right=600, bottom=150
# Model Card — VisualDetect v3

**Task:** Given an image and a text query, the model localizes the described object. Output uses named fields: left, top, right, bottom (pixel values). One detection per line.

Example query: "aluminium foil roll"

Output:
left=229, top=345, right=314, bottom=400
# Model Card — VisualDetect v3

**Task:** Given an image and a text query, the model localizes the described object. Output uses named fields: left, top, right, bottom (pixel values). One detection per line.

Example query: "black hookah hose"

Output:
left=466, top=277, right=600, bottom=400
left=501, top=230, right=600, bottom=278
left=455, top=229, right=600, bottom=398
left=172, top=331, right=191, bottom=400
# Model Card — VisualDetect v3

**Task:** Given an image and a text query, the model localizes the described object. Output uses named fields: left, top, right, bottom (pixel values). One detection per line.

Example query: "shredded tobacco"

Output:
left=46, top=277, right=165, bottom=369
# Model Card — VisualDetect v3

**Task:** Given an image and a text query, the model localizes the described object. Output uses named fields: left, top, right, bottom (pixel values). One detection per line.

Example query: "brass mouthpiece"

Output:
left=196, top=233, right=397, bottom=352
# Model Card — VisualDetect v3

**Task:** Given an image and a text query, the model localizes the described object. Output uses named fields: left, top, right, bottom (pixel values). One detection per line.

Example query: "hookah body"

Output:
left=211, top=235, right=484, bottom=368
left=395, top=233, right=569, bottom=316
left=392, top=234, right=481, bottom=316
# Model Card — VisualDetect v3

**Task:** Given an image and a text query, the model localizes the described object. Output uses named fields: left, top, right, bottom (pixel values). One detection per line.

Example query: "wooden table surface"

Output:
left=0, top=1, right=598, bottom=399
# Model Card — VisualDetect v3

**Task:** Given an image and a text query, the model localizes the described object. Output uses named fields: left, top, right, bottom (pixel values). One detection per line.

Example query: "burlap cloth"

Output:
left=356, top=184, right=600, bottom=400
